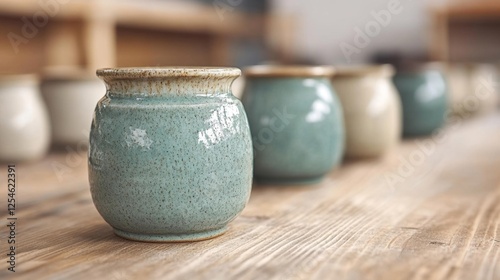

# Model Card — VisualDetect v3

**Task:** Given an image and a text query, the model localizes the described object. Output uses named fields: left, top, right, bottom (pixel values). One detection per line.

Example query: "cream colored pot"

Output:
left=448, top=63, right=498, bottom=116
left=41, top=69, right=105, bottom=146
left=332, top=65, right=401, bottom=158
left=0, top=75, right=50, bottom=162
left=232, top=76, right=245, bottom=99
left=469, top=64, right=498, bottom=114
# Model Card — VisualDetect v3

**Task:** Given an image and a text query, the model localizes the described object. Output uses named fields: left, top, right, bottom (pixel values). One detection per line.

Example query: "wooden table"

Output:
left=1, top=113, right=500, bottom=280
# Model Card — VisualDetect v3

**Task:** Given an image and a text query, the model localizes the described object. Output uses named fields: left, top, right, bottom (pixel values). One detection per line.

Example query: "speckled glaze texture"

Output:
left=241, top=75, right=344, bottom=184
left=88, top=67, right=253, bottom=242
left=393, top=70, right=448, bottom=137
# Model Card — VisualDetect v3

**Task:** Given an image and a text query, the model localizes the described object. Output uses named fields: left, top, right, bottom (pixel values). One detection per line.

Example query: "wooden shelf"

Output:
left=430, top=1, right=500, bottom=61
left=0, top=0, right=266, bottom=74
left=0, top=0, right=261, bottom=36
left=1, top=113, right=499, bottom=279
left=433, top=1, right=500, bottom=19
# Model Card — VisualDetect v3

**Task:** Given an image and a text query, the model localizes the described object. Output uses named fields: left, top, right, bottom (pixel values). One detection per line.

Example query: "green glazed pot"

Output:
left=392, top=65, right=448, bottom=137
left=241, top=66, right=344, bottom=184
left=89, top=67, right=253, bottom=242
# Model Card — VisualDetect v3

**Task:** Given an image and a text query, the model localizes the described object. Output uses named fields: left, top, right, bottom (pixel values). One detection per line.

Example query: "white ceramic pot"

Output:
left=232, top=76, right=245, bottom=99
left=447, top=63, right=498, bottom=116
left=447, top=64, right=469, bottom=116
left=0, top=75, right=50, bottom=162
left=469, top=64, right=498, bottom=114
left=332, top=65, right=401, bottom=158
left=41, top=73, right=105, bottom=146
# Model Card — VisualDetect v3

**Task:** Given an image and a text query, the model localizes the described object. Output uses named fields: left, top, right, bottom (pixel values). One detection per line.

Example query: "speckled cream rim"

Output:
left=334, top=64, right=395, bottom=77
left=243, top=65, right=335, bottom=77
left=96, top=67, right=241, bottom=79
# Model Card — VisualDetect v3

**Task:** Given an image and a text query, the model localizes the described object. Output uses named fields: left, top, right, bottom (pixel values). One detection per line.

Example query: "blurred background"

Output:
left=0, top=0, right=499, bottom=161
left=1, top=0, right=499, bottom=72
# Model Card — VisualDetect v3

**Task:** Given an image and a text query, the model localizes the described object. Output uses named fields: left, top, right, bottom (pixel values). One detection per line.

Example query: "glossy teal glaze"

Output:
left=241, top=76, right=344, bottom=184
left=393, top=70, right=448, bottom=137
left=88, top=68, right=253, bottom=242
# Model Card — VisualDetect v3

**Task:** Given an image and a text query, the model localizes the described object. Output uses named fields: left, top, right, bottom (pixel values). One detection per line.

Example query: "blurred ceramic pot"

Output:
left=392, top=63, right=448, bottom=137
left=195, top=0, right=268, bottom=13
left=447, top=64, right=469, bottom=116
left=89, top=67, right=252, bottom=242
left=242, top=65, right=344, bottom=184
left=447, top=63, right=498, bottom=116
left=468, top=64, right=498, bottom=114
left=0, top=75, right=50, bottom=162
left=231, top=76, right=245, bottom=99
left=332, top=65, right=401, bottom=158
left=41, top=68, right=105, bottom=146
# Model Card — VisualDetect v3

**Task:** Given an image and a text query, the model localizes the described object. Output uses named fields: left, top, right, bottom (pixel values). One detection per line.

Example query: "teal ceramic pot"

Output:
left=241, top=66, right=344, bottom=184
left=89, top=67, right=253, bottom=242
left=392, top=64, right=448, bottom=136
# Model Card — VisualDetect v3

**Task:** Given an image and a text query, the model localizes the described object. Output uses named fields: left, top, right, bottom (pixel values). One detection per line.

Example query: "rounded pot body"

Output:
left=0, top=76, right=50, bottom=162
left=242, top=66, right=344, bottom=184
left=332, top=65, right=401, bottom=158
left=41, top=78, right=105, bottom=146
left=393, top=69, right=448, bottom=136
left=89, top=68, right=253, bottom=242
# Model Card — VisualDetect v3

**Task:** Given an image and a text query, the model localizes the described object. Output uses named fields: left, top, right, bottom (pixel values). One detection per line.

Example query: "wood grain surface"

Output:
left=0, top=114, right=499, bottom=280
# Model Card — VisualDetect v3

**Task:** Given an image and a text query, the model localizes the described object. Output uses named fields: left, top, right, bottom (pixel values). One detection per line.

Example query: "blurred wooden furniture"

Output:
left=0, top=0, right=266, bottom=75
left=431, top=0, right=500, bottom=62
left=1, top=113, right=499, bottom=279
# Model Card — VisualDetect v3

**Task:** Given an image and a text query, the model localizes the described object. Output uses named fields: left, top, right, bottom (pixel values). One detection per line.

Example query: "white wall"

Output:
left=271, top=0, right=432, bottom=65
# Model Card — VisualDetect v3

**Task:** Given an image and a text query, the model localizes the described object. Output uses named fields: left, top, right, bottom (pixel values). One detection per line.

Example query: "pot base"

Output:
left=113, top=226, right=227, bottom=242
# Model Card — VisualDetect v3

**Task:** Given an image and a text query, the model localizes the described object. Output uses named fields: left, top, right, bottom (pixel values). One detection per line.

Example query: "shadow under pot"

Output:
left=392, top=64, right=448, bottom=137
left=241, top=66, right=344, bottom=185
left=0, top=75, right=50, bottom=162
left=332, top=64, right=402, bottom=158
left=89, top=67, right=253, bottom=242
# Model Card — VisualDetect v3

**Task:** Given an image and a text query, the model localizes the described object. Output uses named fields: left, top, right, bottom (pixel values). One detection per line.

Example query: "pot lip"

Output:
left=446, top=62, right=498, bottom=70
left=96, top=67, right=241, bottom=79
left=243, top=65, right=335, bottom=77
left=396, top=61, right=446, bottom=73
left=333, top=64, right=394, bottom=78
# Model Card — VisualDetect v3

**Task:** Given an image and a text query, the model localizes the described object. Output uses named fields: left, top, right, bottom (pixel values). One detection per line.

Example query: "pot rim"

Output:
left=396, top=61, right=446, bottom=73
left=445, top=62, right=498, bottom=71
left=243, top=65, right=335, bottom=78
left=96, top=67, right=241, bottom=79
left=333, top=64, right=394, bottom=78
